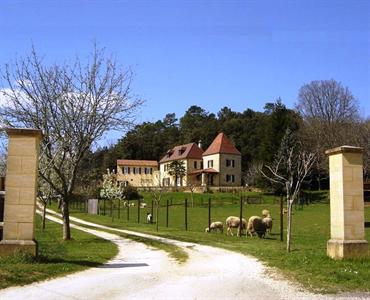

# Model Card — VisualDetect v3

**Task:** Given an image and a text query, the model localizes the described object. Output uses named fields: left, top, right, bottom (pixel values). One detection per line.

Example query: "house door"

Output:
left=208, top=175, right=214, bottom=186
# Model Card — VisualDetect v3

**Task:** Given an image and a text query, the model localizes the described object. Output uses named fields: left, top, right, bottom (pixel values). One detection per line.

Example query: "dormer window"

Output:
left=167, top=150, right=173, bottom=158
left=178, top=147, right=186, bottom=155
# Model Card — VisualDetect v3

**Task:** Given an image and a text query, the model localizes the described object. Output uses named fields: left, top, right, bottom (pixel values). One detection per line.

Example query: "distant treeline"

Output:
left=76, top=80, right=370, bottom=196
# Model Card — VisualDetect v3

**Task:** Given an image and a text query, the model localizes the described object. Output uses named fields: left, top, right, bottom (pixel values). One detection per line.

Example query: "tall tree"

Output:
left=296, top=79, right=361, bottom=189
left=180, top=105, right=219, bottom=148
left=0, top=45, right=142, bottom=240
left=167, top=160, right=186, bottom=187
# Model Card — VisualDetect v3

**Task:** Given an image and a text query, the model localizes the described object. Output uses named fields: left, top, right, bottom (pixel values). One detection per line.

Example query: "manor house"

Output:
left=117, top=133, right=241, bottom=187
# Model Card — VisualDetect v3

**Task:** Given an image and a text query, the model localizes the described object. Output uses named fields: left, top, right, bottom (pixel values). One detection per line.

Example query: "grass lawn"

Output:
left=0, top=215, right=118, bottom=290
left=64, top=191, right=370, bottom=294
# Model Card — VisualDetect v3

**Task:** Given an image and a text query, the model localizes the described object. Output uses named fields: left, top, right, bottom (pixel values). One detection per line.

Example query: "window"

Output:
left=194, top=161, right=197, bottom=169
left=138, top=167, right=141, bottom=174
left=162, top=178, right=170, bottom=186
left=123, top=166, right=130, bottom=174
left=200, top=161, right=203, bottom=169
left=207, top=160, right=213, bottom=168
left=133, top=167, right=141, bottom=174
left=226, top=174, right=235, bottom=183
left=164, top=164, right=167, bottom=171
left=133, top=167, right=136, bottom=174
left=149, top=168, right=153, bottom=174
left=226, top=159, right=235, bottom=167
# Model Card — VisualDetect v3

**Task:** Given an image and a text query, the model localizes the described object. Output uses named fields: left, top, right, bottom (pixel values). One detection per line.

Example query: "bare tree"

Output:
left=296, top=80, right=361, bottom=188
left=260, top=129, right=315, bottom=252
left=188, top=182, right=196, bottom=207
left=0, top=134, right=6, bottom=177
left=39, top=176, right=54, bottom=231
left=152, top=174, right=164, bottom=231
left=0, top=45, right=143, bottom=240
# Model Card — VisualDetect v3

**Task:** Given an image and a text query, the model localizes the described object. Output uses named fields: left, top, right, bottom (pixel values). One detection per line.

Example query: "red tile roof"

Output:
left=160, top=143, right=203, bottom=163
left=117, top=159, right=158, bottom=167
left=202, top=133, right=241, bottom=156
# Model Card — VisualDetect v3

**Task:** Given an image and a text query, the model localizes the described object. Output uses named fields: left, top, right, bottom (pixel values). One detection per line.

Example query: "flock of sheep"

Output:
left=205, top=209, right=273, bottom=238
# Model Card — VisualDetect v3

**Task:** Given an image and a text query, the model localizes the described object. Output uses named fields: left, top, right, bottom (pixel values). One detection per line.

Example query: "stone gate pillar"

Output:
left=326, top=146, right=369, bottom=259
left=0, top=128, right=42, bottom=256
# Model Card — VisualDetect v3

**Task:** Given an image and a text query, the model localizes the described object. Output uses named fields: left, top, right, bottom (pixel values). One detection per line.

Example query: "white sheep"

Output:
left=262, top=209, right=270, bottom=218
left=261, top=209, right=272, bottom=234
left=247, top=216, right=267, bottom=238
left=205, top=221, right=224, bottom=233
left=225, top=216, right=247, bottom=236
left=140, top=202, right=147, bottom=208
left=262, top=216, right=273, bottom=234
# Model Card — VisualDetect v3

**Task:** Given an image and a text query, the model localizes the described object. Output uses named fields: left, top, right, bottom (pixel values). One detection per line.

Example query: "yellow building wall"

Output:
left=219, top=154, right=242, bottom=186
left=117, top=165, right=159, bottom=187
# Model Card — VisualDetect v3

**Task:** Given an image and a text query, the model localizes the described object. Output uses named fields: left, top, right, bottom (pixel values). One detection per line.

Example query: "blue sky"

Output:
left=0, top=0, right=369, bottom=136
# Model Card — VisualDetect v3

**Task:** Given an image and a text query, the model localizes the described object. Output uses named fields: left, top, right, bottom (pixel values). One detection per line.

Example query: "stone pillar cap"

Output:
left=4, top=127, right=43, bottom=138
left=325, top=145, right=363, bottom=156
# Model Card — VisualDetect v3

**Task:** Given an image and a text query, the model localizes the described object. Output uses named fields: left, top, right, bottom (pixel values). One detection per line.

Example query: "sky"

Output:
left=0, top=0, right=369, bottom=143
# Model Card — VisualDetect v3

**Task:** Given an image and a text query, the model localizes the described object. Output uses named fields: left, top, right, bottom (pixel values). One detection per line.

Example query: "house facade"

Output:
left=116, top=133, right=241, bottom=187
left=200, top=133, right=242, bottom=186
left=159, top=143, right=204, bottom=187
left=117, top=160, right=159, bottom=187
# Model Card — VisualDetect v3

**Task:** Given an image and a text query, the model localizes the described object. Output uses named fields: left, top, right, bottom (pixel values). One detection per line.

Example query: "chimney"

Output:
left=198, top=140, right=202, bottom=149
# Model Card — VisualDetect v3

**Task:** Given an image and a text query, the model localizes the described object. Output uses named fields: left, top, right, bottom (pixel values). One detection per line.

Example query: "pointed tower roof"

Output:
left=202, top=133, right=241, bottom=156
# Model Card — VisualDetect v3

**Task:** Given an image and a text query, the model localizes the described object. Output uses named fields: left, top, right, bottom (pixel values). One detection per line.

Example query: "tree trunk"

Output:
left=61, top=200, right=71, bottom=240
left=286, top=199, right=293, bottom=252
left=42, top=202, right=47, bottom=231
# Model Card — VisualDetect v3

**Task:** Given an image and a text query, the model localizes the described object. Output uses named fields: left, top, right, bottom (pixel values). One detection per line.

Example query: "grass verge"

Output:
left=0, top=216, right=118, bottom=290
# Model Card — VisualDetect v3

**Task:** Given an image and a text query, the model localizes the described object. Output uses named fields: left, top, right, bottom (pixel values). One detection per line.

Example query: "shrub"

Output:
left=122, top=185, right=142, bottom=200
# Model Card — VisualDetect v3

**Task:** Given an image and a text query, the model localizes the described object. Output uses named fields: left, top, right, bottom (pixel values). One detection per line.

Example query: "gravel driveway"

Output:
left=0, top=210, right=368, bottom=300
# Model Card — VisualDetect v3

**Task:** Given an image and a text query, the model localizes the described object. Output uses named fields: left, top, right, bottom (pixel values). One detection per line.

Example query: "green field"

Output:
left=0, top=216, right=117, bottom=290
left=65, top=191, right=370, bottom=293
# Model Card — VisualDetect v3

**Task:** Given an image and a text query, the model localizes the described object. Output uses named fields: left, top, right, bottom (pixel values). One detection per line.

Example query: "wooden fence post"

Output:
left=280, top=195, right=284, bottom=242
left=208, top=198, right=211, bottom=232
left=103, top=199, right=106, bottom=216
left=239, top=196, right=243, bottom=237
left=118, top=199, right=120, bottom=219
left=127, top=200, right=130, bottom=221
left=166, top=199, right=169, bottom=227
left=185, top=198, right=188, bottom=231
left=137, top=199, right=140, bottom=223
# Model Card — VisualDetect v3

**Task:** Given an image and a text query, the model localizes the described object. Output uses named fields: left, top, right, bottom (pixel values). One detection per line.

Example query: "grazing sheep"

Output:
left=140, top=202, right=147, bottom=208
left=261, top=209, right=272, bottom=234
left=262, top=209, right=270, bottom=218
left=205, top=221, right=224, bottom=233
left=247, top=216, right=267, bottom=238
left=262, top=216, right=273, bottom=234
left=225, top=216, right=247, bottom=236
